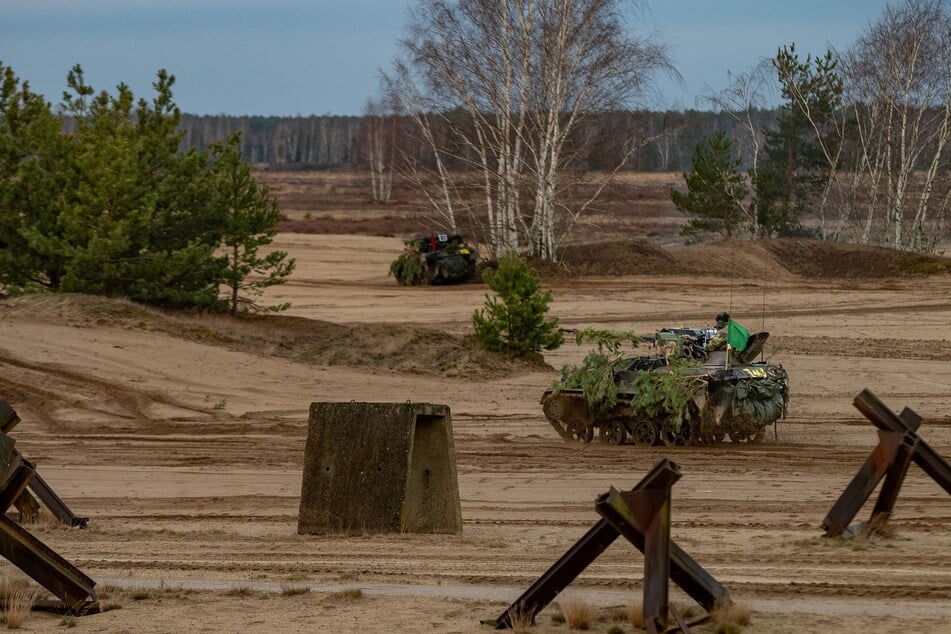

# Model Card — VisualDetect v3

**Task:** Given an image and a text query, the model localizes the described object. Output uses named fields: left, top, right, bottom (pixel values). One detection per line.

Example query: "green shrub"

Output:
left=472, top=254, right=562, bottom=360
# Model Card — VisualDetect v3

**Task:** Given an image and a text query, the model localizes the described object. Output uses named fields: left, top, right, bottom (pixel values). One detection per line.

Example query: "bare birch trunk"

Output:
left=385, top=0, right=672, bottom=260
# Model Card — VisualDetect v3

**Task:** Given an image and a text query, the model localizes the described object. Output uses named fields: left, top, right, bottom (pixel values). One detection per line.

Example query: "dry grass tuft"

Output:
left=603, top=606, right=628, bottom=624
left=327, top=588, right=363, bottom=601
left=557, top=593, right=594, bottom=630
left=94, top=584, right=120, bottom=600
left=0, top=578, right=29, bottom=598
left=672, top=600, right=699, bottom=620
left=100, top=601, right=123, bottom=612
left=58, top=615, right=77, bottom=628
left=711, top=601, right=752, bottom=633
left=22, top=509, right=65, bottom=532
left=129, top=589, right=152, bottom=601
left=0, top=577, right=37, bottom=630
left=508, top=606, right=535, bottom=633
left=625, top=597, right=644, bottom=629
left=223, top=586, right=255, bottom=598
left=1, top=587, right=36, bottom=629
left=279, top=585, right=311, bottom=597
left=400, top=508, right=430, bottom=534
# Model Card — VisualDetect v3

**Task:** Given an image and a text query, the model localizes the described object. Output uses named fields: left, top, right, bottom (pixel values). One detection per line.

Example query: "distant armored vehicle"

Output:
left=390, top=233, right=478, bottom=286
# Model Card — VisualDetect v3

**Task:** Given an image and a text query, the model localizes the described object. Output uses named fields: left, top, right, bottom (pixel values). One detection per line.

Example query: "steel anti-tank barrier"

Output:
left=0, top=401, right=97, bottom=614
left=487, top=459, right=729, bottom=632
left=823, top=390, right=951, bottom=538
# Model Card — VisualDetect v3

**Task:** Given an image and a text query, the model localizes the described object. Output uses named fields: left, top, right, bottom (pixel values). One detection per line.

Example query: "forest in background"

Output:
left=160, top=110, right=778, bottom=172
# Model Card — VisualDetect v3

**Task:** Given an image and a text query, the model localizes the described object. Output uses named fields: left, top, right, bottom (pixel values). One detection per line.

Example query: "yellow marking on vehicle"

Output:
left=742, top=368, right=767, bottom=378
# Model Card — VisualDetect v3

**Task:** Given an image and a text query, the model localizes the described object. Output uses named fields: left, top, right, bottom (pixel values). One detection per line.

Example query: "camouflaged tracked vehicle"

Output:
left=390, top=232, right=478, bottom=286
left=541, top=327, right=789, bottom=446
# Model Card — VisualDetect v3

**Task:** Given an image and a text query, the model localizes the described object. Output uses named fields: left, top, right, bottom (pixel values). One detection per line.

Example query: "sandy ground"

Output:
left=0, top=233, right=949, bottom=633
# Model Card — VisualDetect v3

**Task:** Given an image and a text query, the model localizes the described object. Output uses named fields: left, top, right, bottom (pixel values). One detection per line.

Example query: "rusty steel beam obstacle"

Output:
left=596, top=486, right=730, bottom=614
left=0, top=402, right=87, bottom=528
left=0, top=402, right=97, bottom=615
left=823, top=390, right=951, bottom=538
left=853, top=390, right=951, bottom=494
left=0, top=515, right=98, bottom=614
left=488, top=459, right=729, bottom=631
left=23, top=471, right=89, bottom=529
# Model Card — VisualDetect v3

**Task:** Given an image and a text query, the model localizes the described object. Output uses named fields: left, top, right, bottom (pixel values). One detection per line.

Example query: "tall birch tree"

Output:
left=360, top=97, right=397, bottom=204
left=387, top=0, right=672, bottom=260
left=842, top=0, right=951, bottom=251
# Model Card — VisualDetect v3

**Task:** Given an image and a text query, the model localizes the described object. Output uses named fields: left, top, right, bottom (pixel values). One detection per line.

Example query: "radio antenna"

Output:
left=728, top=239, right=736, bottom=314
left=761, top=246, right=768, bottom=331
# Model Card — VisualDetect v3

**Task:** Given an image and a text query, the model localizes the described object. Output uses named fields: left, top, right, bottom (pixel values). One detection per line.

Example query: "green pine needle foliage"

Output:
left=0, top=63, right=293, bottom=313
left=553, top=329, right=641, bottom=415
left=572, top=327, right=641, bottom=354
left=555, top=351, right=619, bottom=415
left=472, top=254, right=563, bottom=360
left=671, top=130, right=748, bottom=239
left=554, top=330, right=703, bottom=426
left=389, top=240, right=424, bottom=285
left=628, top=359, right=704, bottom=431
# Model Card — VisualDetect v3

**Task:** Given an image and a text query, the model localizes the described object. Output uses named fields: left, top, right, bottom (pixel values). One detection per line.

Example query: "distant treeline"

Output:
left=164, top=111, right=779, bottom=172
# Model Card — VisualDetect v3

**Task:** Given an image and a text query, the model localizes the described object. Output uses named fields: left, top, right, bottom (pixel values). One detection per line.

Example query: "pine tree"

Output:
left=210, top=132, right=295, bottom=315
left=52, top=66, right=228, bottom=307
left=670, top=131, right=748, bottom=238
left=753, top=44, right=843, bottom=237
left=472, top=254, right=563, bottom=360
left=0, top=63, right=298, bottom=312
left=0, top=62, right=71, bottom=292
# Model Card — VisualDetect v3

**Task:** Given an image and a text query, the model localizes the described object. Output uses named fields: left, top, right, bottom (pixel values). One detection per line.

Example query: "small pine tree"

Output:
left=472, top=254, right=563, bottom=360
left=210, top=132, right=295, bottom=315
left=670, top=130, right=748, bottom=238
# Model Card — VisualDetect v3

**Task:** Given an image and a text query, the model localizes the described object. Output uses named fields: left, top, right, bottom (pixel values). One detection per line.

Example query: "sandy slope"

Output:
left=0, top=234, right=949, bottom=633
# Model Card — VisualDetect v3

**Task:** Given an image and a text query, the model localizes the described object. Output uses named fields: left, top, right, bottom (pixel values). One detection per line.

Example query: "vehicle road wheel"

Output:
left=598, top=420, right=626, bottom=445
left=565, top=419, right=593, bottom=444
left=748, top=428, right=765, bottom=444
left=542, top=396, right=566, bottom=423
left=631, top=420, right=657, bottom=447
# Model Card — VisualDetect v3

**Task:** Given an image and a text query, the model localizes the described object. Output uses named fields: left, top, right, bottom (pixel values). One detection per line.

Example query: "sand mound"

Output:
left=531, top=237, right=951, bottom=279
left=0, top=294, right=545, bottom=380
left=762, top=238, right=951, bottom=278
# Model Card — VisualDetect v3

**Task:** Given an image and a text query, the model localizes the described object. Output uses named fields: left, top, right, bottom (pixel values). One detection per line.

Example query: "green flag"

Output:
left=727, top=319, right=750, bottom=350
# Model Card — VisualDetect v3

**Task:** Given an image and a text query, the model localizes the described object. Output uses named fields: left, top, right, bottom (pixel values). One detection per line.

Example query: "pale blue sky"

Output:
left=2, top=0, right=894, bottom=116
